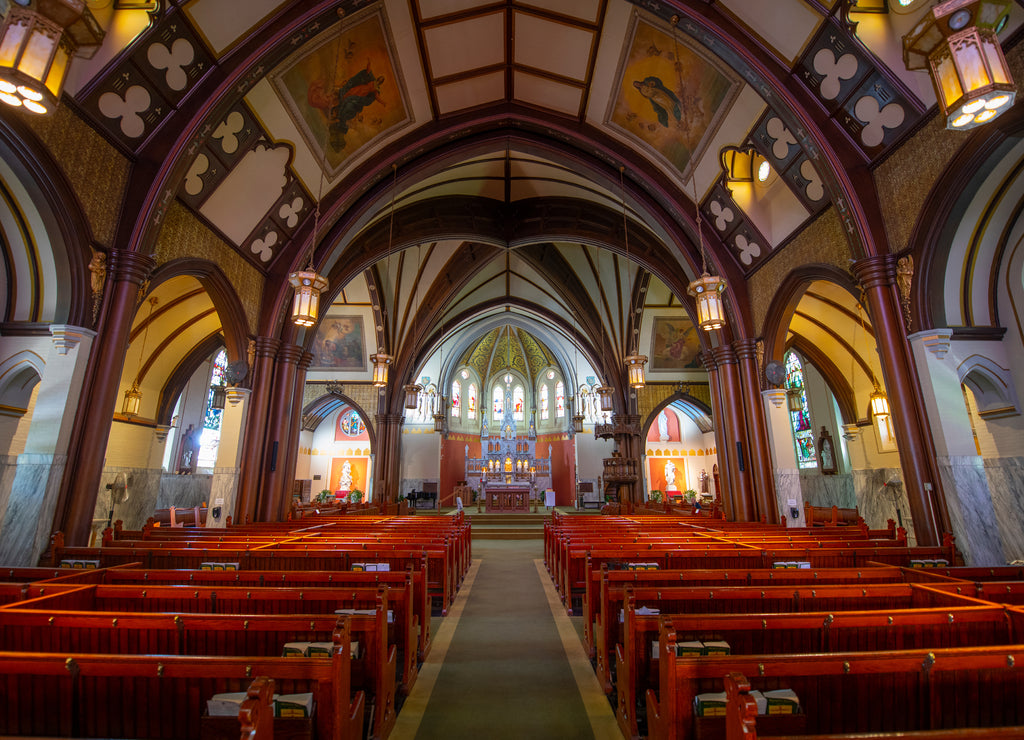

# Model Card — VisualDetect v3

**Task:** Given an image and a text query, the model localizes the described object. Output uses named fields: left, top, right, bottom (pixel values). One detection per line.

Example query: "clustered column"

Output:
left=734, top=338, right=778, bottom=524
left=235, top=336, right=280, bottom=524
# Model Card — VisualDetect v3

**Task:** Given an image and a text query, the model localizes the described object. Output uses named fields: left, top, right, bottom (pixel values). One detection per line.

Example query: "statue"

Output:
left=177, top=424, right=199, bottom=474
left=88, top=249, right=106, bottom=325
left=664, top=460, right=678, bottom=491
left=339, top=460, right=353, bottom=491
left=658, top=410, right=669, bottom=442
left=896, top=254, right=914, bottom=331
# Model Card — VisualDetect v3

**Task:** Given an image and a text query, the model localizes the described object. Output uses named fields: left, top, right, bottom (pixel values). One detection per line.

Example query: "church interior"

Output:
left=3, top=0, right=1024, bottom=737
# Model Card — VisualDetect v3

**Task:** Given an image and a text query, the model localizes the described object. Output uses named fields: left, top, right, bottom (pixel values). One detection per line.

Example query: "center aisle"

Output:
left=392, top=539, right=619, bottom=740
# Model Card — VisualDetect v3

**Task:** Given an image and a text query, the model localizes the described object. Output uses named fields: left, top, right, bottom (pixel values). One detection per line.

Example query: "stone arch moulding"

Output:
left=642, top=392, right=715, bottom=443
left=302, top=392, right=377, bottom=450
left=0, top=350, right=45, bottom=413
left=958, top=354, right=1020, bottom=419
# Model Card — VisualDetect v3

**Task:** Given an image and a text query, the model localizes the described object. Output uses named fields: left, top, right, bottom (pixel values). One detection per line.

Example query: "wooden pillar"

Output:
left=57, top=250, right=155, bottom=546
left=257, top=343, right=303, bottom=522
left=614, top=413, right=642, bottom=504
left=735, top=339, right=778, bottom=523
left=701, top=350, right=737, bottom=519
left=278, top=350, right=313, bottom=520
left=375, top=412, right=403, bottom=502
left=852, top=255, right=947, bottom=546
left=235, top=336, right=280, bottom=524
left=710, top=345, right=756, bottom=522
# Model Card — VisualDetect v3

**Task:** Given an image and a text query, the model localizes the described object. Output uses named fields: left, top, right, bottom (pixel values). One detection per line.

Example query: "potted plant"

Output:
left=683, top=489, right=698, bottom=504
left=349, top=489, right=364, bottom=503
left=649, top=490, right=663, bottom=503
left=316, top=489, right=333, bottom=504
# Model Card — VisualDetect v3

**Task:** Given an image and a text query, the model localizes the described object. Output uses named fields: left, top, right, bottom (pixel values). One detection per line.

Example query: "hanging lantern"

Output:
left=903, top=0, right=1015, bottom=130
left=404, top=382, right=423, bottom=410
left=0, top=0, right=90, bottom=116
left=572, top=412, right=585, bottom=433
left=786, top=389, right=804, bottom=414
left=870, top=387, right=891, bottom=418
left=370, top=350, right=392, bottom=387
left=122, top=380, right=142, bottom=418
left=688, top=274, right=727, bottom=331
left=624, top=353, right=648, bottom=388
left=433, top=411, right=445, bottom=433
left=288, top=269, right=329, bottom=328
left=210, top=384, right=227, bottom=410
left=597, top=384, right=615, bottom=412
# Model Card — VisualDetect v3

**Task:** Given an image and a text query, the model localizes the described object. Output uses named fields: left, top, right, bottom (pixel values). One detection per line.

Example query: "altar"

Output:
left=485, top=485, right=531, bottom=512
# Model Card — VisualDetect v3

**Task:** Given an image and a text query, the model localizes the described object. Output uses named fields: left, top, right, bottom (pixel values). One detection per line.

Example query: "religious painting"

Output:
left=311, top=315, right=365, bottom=370
left=608, top=17, right=740, bottom=178
left=330, top=457, right=368, bottom=493
left=270, top=8, right=410, bottom=176
left=335, top=408, right=369, bottom=442
left=650, top=316, right=702, bottom=370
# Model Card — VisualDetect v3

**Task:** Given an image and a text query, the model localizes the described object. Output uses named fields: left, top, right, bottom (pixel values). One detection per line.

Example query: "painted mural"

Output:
left=312, top=315, right=365, bottom=370
left=271, top=9, right=409, bottom=174
left=609, top=17, right=738, bottom=177
left=650, top=316, right=701, bottom=370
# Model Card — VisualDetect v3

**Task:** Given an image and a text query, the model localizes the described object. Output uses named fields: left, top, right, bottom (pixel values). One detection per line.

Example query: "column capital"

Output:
left=276, top=343, right=305, bottom=365
left=908, top=329, right=954, bottom=359
left=851, top=254, right=897, bottom=290
left=297, top=351, right=314, bottom=371
left=699, top=350, right=718, bottom=372
left=108, top=250, right=156, bottom=285
left=761, top=388, right=788, bottom=408
left=709, top=345, right=738, bottom=365
left=376, top=413, right=405, bottom=425
left=226, top=387, right=252, bottom=407
left=732, top=338, right=759, bottom=362
left=253, top=336, right=281, bottom=358
left=49, top=324, right=96, bottom=355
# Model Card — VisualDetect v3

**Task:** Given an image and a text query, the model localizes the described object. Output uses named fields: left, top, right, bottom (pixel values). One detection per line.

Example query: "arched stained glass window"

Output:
left=467, top=384, right=477, bottom=419
left=540, top=384, right=549, bottom=420
left=493, top=386, right=504, bottom=419
left=784, top=351, right=817, bottom=469
left=451, top=380, right=461, bottom=417
left=513, top=386, right=524, bottom=420
left=197, top=349, right=228, bottom=469
left=555, top=381, right=565, bottom=418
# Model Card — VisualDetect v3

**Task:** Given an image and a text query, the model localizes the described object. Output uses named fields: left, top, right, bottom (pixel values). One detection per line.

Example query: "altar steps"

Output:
left=467, top=512, right=549, bottom=539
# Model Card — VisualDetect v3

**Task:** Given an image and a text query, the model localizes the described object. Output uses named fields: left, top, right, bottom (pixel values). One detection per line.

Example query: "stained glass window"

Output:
left=451, top=380, right=461, bottom=417
left=493, top=386, right=504, bottom=418
left=197, top=349, right=228, bottom=469
left=555, top=381, right=565, bottom=418
left=513, top=386, right=524, bottom=420
left=540, top=384, right=549, bottom=419
left=467, top=384, right=477, bottom=419
left=784, top=351, right=816, bottom=469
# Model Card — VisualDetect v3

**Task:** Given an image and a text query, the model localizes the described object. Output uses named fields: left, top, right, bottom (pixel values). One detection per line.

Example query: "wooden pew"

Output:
left=804, top=503, right=862, bottom=527
left=0, top=619, right=364, bottom=740
left=239, top=675, right=275, bottom=740
left=646, top=630, right=1024, bottom=740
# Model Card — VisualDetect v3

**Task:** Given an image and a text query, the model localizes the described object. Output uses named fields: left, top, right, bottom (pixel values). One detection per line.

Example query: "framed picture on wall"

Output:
left=311, top=315, right=366, bottom=370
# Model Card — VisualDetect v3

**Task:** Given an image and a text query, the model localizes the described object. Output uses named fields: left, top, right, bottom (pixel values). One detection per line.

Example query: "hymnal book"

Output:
left=207, top=692, right=247, bottom=717
left=274, top=693, right=314, bottom=718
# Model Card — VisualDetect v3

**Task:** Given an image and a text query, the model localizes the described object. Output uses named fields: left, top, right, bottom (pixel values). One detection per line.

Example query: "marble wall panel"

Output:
left=93, top=467, right=163, bottom=532
left=773, top=469, right=804, bottom=526
left=208, top=468, right=240, bottom=528
left=853, top=468, right=917, bottom=544
left=937, top=456, right=1005, bottom=566
left=157, top=474, right=213, bottom=510
left=0, top=454, right=67, bottom=566
left=985, top=456, right=1024, bottom=563
left=800, top=474, right=855, bottom=509
left=0, top=455, right=18, bottom=531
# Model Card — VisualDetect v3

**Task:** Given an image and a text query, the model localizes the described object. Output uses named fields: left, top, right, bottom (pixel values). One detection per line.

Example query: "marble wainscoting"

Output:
left=984, top=456, right=1024, bottom=563
left=93, top=467, right=164, bottom=533
left=208, top=467, right=240, bottom=528
left=853, top=468, right=918, bottom=545
left=0, top=454, right=18, bottom=530
left=157, top=473, right=212, bottom=511
left=773, top=469, right=804, bottom=526
left=799, top=473, right=855, bottom=510
left=936, top=456, right=1005, bottom=567
left=0, top=453, right=68, bottom=566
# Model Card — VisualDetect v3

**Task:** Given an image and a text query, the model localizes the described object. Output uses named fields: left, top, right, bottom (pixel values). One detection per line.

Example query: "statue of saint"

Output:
left=339, top=460, right=353, bottom=490
left=664, top=459, right=678, bottom=491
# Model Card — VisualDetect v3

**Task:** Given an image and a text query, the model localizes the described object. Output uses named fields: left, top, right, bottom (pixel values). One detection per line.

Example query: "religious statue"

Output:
left=664, top=460, right=678, bottom=491
left=88, top=249, right=106, bottom=325
left=896, top=254, right=914, bottom=332
left=339, top=460, right=353, bottom=490
left=658, top=410, right=669, bottom=442
left=177, top=424, right=198, bottom=474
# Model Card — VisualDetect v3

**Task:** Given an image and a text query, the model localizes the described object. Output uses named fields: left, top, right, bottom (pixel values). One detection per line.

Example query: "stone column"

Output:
left=57, top=251, right=155, bottom=547
left=208, top=387, right=251, bottom=528
left=235, top=337, right=279, bottom=524
left=909, top=329, right=1003, bottom=564
left=0, top=326, right=96, bottom=564
left=853, top=256, right=946, bottom=546
left=762, top=388, right=805, bottom=527
left=257, top=343, right=303, bottom=522
left=735, top=339, right=777, bottom=523
left=710, top=345, right=756, bottom=522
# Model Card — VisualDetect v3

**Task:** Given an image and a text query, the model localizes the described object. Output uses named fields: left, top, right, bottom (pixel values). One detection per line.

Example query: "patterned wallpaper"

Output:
left=31, top=106, right=128, bottom=247
left=636, top=382, right=712, bottom=421
left=748, top=207, right=851, bottom=335
left=155, top=201, right=264, bottom=334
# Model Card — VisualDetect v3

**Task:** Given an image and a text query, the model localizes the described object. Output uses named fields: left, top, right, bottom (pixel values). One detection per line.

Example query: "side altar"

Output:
left=465, top=396, right=551, bottom=512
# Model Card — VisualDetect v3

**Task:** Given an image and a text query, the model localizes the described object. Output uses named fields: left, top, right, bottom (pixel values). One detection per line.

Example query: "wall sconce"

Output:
left=370, top=350, right=392, bottom=387
left=903, top=0, right=1015, bottom=130
left=0, top=0, right=101, bottom=115
left=624, top=353, right=647, bottom=389
left=720, top=146, right=772, bottom=187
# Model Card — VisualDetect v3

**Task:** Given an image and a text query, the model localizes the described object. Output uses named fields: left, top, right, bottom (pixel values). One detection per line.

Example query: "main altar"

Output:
left=465, top=390, right=550, bottom=512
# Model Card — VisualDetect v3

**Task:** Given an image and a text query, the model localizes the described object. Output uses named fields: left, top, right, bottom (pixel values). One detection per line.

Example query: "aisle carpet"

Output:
left=392, top=539, right=618, bottom=740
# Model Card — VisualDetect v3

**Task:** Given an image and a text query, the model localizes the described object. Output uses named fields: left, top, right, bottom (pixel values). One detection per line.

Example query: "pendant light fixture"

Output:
left=619, top=166, right=648, bottom=388
left=123, top=296, right=157, bottom=418
left=371, top=164, right=398, bottom=388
